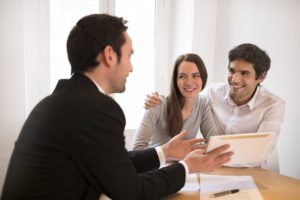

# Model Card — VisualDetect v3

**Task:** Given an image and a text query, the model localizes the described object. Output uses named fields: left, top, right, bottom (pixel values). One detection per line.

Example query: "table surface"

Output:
left=163, top=167, right=300, bottom=200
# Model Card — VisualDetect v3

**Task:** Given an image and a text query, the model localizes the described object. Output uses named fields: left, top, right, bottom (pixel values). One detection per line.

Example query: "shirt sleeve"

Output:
left=155, top=147, right=189, bottom=178
left=133, top=96, right=165, bottom=150
left=257, top=101, right=285, bottom=135
left=257, top=100, right=285, bottom=161
left=199, top=95, right=220, bottom=139
left=155, top=146, right=166, bottom=166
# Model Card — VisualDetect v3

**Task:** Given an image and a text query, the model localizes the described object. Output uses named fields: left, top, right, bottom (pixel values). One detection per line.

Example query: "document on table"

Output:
left=200, top=174, right=263, bottom=200
left=206, top=132, right=276, bottom=167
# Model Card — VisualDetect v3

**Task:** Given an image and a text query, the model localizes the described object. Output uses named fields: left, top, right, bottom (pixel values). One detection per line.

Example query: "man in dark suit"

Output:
left=1, top=14, right=232, bottom=200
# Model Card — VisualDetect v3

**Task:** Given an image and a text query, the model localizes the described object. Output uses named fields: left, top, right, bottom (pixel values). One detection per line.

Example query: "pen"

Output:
left=210, top=189, right=239, bottom=198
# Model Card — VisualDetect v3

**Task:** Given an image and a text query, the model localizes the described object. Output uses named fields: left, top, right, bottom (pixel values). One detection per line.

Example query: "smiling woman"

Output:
left=132, top=53, right=218, bottom=151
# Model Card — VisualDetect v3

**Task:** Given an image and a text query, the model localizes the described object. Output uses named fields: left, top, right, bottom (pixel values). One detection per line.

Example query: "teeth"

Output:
left=184, top=88, right=195, bottom=91
left=232, top=85, right=243, bottom=89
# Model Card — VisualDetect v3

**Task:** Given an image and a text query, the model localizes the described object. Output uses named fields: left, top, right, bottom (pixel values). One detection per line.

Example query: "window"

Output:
left=50, top=0, right=99, bottom=90
left=114, top=0, right=155, bottom=129
left=50, top=0, right=155, bottom=129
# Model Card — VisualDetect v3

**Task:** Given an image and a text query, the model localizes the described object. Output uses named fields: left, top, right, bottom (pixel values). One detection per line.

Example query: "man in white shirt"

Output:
left=145, top=43, right=285, bottom=169
left=205, top=43, right=285, bottom=136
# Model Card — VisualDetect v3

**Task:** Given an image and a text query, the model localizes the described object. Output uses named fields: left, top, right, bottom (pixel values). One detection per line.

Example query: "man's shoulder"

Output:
left=52, top=79, right=69, bottom=93
left=90, top=93, right=124, bottom=117
left=52, top=74, right=123, bottom=116
left=259, top=85, right=285, bottom=105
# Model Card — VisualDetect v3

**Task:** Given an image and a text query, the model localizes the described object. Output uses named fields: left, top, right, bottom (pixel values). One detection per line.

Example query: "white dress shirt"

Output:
left=204, top=83, right=285, bottom=168
left=205, top=83, right=285, bottom=136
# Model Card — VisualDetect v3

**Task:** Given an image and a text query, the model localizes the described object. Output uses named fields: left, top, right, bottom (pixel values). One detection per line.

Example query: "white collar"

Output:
left=225, top=85, right=260, bottom=110
left=89, top=78, right=106, bottom=94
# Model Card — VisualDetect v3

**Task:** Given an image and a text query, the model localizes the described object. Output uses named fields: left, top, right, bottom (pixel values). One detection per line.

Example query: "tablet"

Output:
left=206, top=132, right=276, bottom=167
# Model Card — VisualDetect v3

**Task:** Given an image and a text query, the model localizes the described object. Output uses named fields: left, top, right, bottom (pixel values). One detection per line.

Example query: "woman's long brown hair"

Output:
left=166, top=53, right=207, bottom=137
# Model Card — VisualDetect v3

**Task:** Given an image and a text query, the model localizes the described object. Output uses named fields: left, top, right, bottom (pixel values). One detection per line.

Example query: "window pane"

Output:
left=115, top=0, right=155, bottom=129
left=50, top=0, right=155, bottom=130
left=50, top=0, right=99, bottom=91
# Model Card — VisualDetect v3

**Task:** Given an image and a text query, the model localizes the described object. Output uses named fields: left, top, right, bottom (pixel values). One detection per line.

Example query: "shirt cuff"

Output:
left=179, top=160, right=189, bottom=178
left=155, top=146, right=166, bottom=167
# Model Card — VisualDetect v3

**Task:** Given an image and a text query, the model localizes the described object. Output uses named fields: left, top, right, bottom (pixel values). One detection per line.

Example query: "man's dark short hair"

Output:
left=67, top=14, right=128, bottom=74
left=228, top=43, right=271, bottom=79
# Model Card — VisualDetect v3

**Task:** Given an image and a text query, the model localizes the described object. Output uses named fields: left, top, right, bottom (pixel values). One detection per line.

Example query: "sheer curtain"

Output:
left=114, top=0, right=155, bottom=130
left=24, top=0, right=50, bottom=115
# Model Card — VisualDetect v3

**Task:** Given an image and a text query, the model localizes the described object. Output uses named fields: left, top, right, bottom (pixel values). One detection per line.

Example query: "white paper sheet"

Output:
left=200, top=174, right=263, bottom=200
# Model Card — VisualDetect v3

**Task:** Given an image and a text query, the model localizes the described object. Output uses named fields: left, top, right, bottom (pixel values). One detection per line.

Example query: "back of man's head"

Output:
left=228, top=43, right=271, bottom=79
left=67, top=14, right=128, bottom=74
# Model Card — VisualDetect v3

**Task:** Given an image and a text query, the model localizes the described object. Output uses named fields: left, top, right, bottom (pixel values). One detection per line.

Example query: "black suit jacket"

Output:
left=1, top=73, right=185, bottom=200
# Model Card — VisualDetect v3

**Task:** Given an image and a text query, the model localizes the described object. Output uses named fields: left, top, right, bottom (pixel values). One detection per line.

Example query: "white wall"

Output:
left=0, top=0, right=26, bottom=192
left=192, top=0, right=218, bottom=84
left=209, top=0, right=300, bottom=179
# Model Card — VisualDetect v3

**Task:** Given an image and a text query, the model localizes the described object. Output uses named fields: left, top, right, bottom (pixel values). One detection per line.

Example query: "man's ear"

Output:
left=258, top=71, right=267, bottom=83
left=101, top=45, right=117, bottom=67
